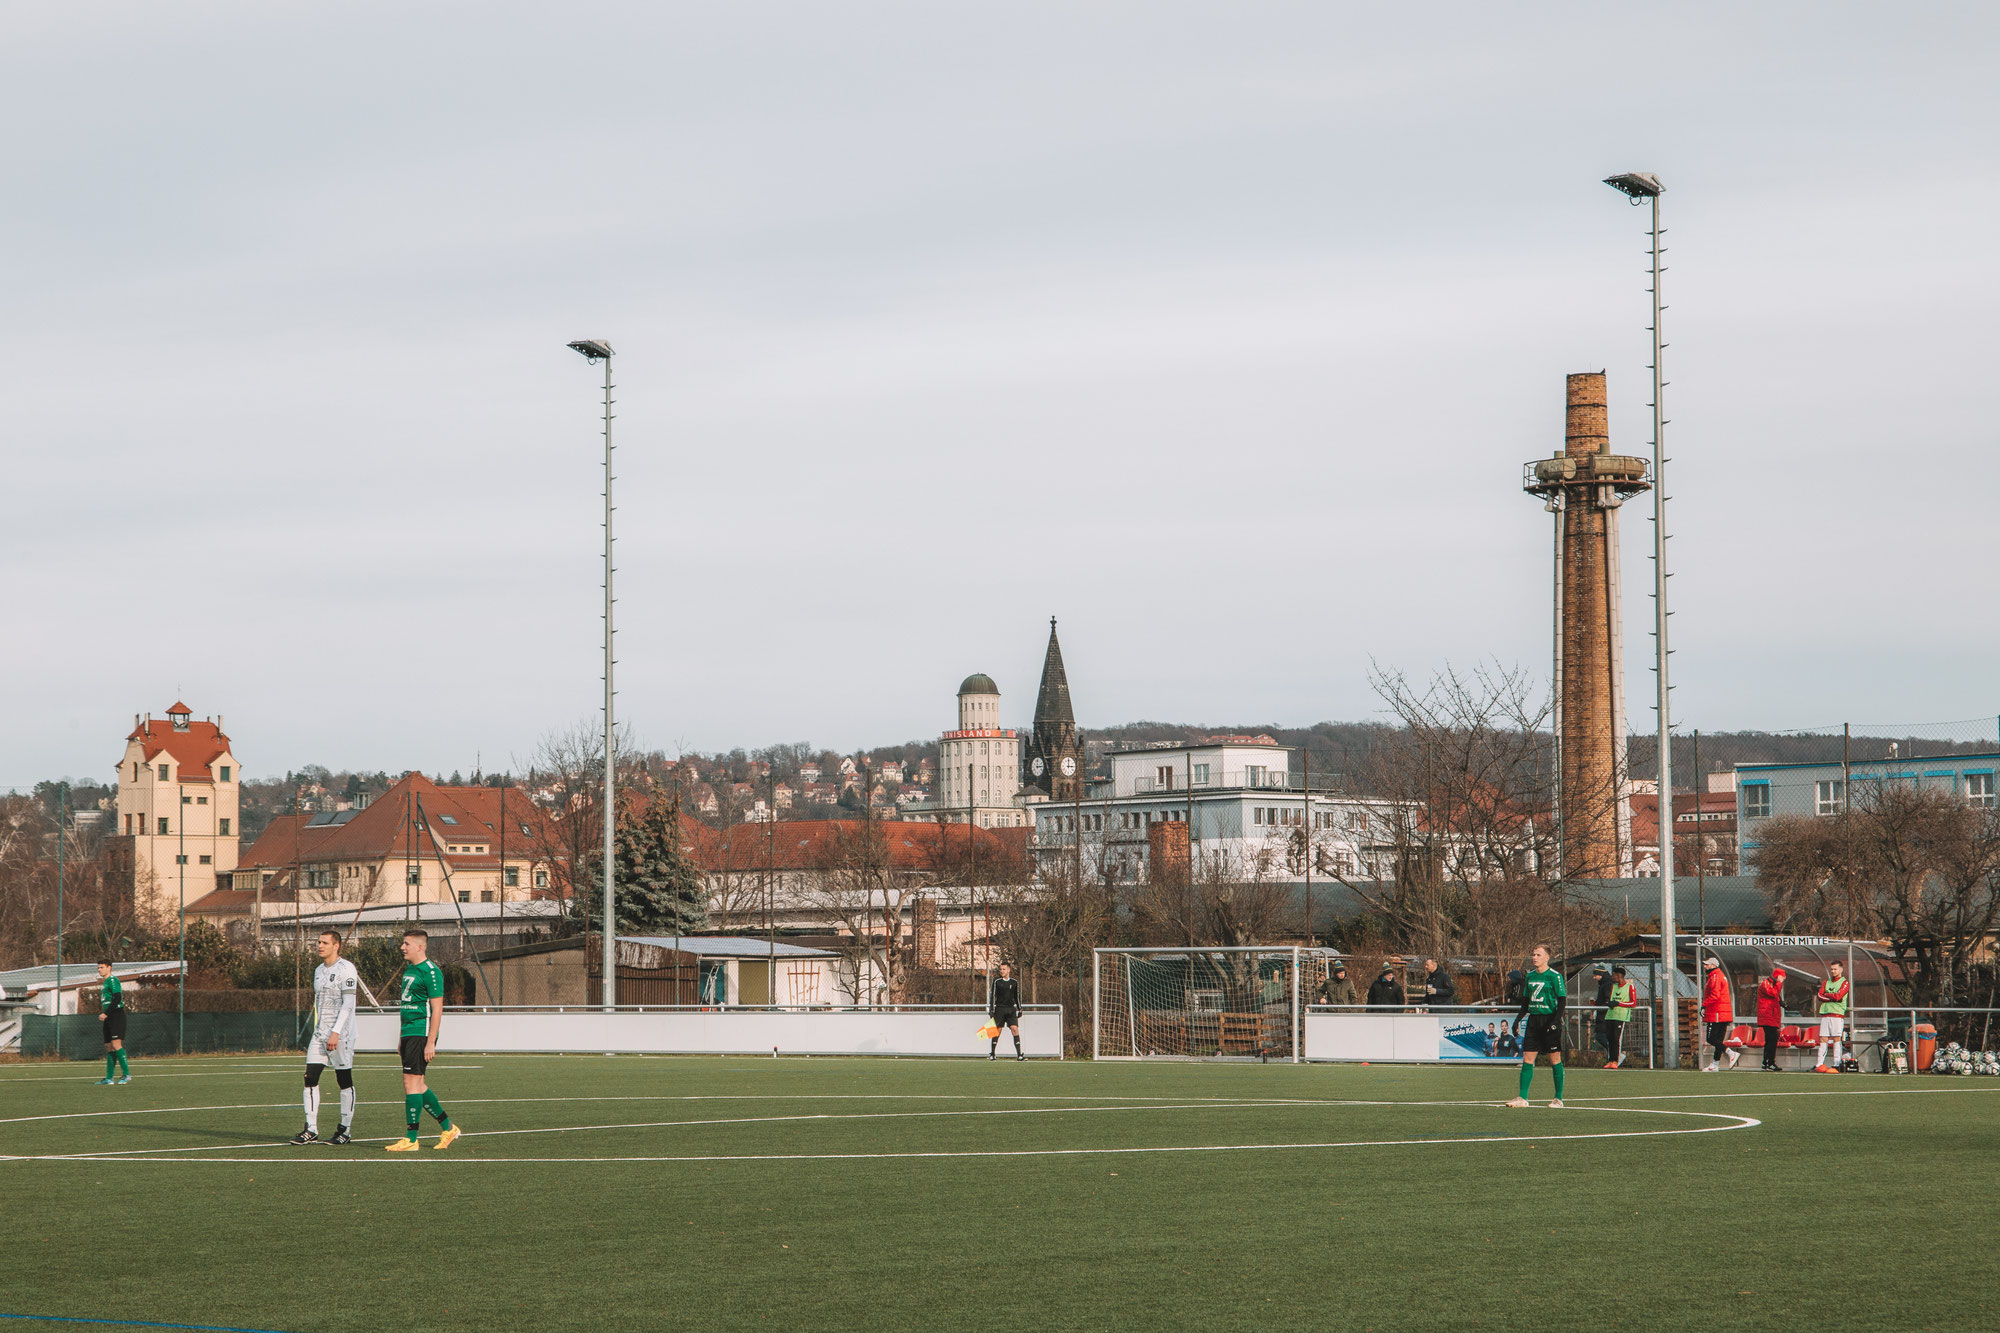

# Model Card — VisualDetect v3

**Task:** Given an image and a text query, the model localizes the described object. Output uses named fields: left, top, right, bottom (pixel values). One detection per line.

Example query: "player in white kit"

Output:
left=290, top=929, right=359, bottom=1146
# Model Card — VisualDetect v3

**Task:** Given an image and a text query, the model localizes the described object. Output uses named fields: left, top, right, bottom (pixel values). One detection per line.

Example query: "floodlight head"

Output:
left=567, top=339, right=614, bottom=362
left=1604, top=172, right=1664, bottom=200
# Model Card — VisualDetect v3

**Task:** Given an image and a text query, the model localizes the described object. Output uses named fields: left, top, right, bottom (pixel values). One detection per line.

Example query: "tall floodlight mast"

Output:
left=1603, top=170, right=1675, bottom=1067
left=568, top=338, right=617, bottom=1011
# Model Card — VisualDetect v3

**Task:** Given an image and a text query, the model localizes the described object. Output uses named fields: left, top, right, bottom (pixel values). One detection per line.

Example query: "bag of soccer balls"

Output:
left=1930, top=1042, right=2000, bottom=1076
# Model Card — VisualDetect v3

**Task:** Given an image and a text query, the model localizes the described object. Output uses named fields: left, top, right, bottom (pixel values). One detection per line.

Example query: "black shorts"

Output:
left=991, top=1012, right=1020, bottom=1029
left=1521, top=1014, right=1564, bottom=1055
left=399, top=1034, right=430, bottom=1075
left=102, top=1011, right=126, bottom=1044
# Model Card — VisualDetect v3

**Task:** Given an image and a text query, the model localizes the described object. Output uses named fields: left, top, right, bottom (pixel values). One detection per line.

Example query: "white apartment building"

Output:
left=1031, top=735, right=1399, bottom=883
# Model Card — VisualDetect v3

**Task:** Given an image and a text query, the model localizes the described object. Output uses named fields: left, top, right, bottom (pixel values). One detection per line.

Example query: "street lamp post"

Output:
left=568, top=338, right=617, bottom=1012
left=1603, top=170, right=1675, bottom=1066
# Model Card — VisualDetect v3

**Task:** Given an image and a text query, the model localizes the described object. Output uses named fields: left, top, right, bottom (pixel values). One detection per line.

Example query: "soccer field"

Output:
left=3, top=1054, right=1995, bottom=1332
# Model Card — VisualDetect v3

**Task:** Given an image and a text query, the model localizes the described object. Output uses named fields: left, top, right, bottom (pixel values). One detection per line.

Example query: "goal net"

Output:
left=1094, top=948, right=1342, bottom=1061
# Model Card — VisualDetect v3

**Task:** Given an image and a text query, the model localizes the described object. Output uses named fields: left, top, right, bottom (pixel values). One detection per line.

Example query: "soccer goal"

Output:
left=1094, top=947, right=1343, bottom=1061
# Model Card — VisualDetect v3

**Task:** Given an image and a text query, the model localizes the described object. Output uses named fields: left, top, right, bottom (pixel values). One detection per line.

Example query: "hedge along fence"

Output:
left=24, top=1011, right=306, bottom=1060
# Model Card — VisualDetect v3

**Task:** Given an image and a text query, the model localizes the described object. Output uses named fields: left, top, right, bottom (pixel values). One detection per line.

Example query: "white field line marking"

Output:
left=4, top=1106, right=1760, bottom=1164
left=37, top=1101, right=1314, bottom=1158
left=0, top=1093, right=1334, bottom=1127
left=1557, top=1086, right=2000, bottom=1104
left=0, top=1065, right=479, bottom=1083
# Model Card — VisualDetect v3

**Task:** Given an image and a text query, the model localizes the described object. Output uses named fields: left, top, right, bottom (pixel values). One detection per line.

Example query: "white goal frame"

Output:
left=1092, top=947, right=1343, bottom=1062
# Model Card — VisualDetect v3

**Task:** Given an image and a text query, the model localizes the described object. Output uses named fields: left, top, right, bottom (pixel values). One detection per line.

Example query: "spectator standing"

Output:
left=1590, top=965, right=1613, bottom=1056
left=1366, top=966, right=1405, bottom=1011
left=1756, top=965, right=1788, bottom=1071
left=1319, top=963, right=1358, bottom=1007
left=1813, top=962, right=1850, bottom=1073
left=1419, top=958, right=1456, bottom=1009
left=1603, top=967, right=1636, bottom=1069
left=1702, top=957, right=1738, bottom=1071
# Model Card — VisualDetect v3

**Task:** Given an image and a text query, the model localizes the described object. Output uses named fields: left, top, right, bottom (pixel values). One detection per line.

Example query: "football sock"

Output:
left=1518, top=1063, right=1534, bottom=1098
left=989, top=1038, right=998, bottom=1055
left=1012, top=1033, right=1022, bottom=1055
left=303, top=1085, right=320, bottom=1132
left=117, top=1050, right=129, bottom=1077
left=1552, top=1063, right=1565, bottom=1099
left=1816, top=1041, right=1828, bottom=1066
left=421, top=1090, right=452, bottom=1130
left=404, top=1094, right=422, bottom=1139
left=337, top=1072, right=355, bottom=1127
left=105, top=1052, right=117, bottom=1079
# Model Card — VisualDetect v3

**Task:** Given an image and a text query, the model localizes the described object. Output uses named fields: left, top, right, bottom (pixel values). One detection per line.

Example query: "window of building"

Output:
left=407, top=867, right=422, bottom=887
left=219, top=766, right=230, bottom=782
left=1157, top=765, right=1174, bottom=790
left=1194, top=763, right=1210, bottom=784
left=535, top=869, right=549, bottom=889
left=219, top=818, right=230, bottom=835
left=196, top=795, right=208, bottom=805
left=1968, top=772, right=1996, bottom=808
left=506, top=866, right=520, bottom=887
left=199, top=854, right=211, bottom=865
left=480, top=891, right=495, bottom=903
left=438, top=814, right=458, bottom=826
left=1744, top=784, right=1771, bottom=819
left=124, top=814, right=132, bottom=835
left=1815, top=780, right=1845, bottom=816
left=158, top=764, right=169, bottom=780
left=157, top=817, right=169, bottom=835
left=182, top=794, right=192, bottom=805
left=175, top=854, right=187, bottom=865
left=458, top=891, right=471, bottom=903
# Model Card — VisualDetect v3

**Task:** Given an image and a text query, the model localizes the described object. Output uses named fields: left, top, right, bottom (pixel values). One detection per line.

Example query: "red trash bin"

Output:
left=1913, top=1023, right=1937, bottom=1071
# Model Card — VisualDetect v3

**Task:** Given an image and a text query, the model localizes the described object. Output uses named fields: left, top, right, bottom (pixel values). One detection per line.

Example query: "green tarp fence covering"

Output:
left=23, top=1012, right=306, bottom=1059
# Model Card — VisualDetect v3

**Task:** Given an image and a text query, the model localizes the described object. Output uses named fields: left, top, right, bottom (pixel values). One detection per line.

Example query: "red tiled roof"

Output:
left=127, top=714, right=232, bottom=779
left=187, top=889, right=261, bottom=914
left=238, top=814, right=339, bottom=870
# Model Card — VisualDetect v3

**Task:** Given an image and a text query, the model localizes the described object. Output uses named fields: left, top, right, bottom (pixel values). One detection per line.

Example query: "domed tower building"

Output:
left=938, top=674, right=1024, bottom=828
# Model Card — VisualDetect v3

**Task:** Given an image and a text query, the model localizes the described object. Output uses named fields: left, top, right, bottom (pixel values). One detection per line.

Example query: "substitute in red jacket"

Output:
left=1756, top=966, right=1788, bottom=1071
left=1701, top=957, right=1737, bottom=1071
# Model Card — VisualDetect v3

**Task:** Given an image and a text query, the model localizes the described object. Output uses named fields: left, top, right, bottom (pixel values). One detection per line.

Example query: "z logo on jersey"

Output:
left=1528, top=981, right=1546, bottom=1002
left=401, top=976, right=416, bottom=1001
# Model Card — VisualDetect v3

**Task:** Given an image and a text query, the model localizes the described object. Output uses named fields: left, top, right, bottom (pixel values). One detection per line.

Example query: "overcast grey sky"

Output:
left=6, top=3, right=1998, bottom=785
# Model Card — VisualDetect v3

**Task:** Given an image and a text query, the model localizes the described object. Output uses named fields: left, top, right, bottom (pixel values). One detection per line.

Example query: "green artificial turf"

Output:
left=3, top=1054, right=1995, bottom=1332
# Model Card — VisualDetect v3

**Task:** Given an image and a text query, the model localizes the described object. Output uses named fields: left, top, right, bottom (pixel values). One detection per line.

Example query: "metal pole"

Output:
left=1693, top=729, right=1706, bottom=991
left=601, top=349, right=617, bottom=1011
left=1091, top=949, right=1101, bottom=1061
left=55, top=785, right=64, bottom=1060
left=177, top=779, right=186, bottom=1055
left=1291, top=944, right=1301, bottom=1063
left=1302, top=745, right=1312, bottom=947
left=1644, top=188, right=1678, bottom=1067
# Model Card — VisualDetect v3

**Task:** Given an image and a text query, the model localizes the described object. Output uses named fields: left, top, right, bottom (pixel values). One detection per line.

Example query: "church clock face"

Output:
left=1030, top=757, right=1045, bottom=778
left=1059, top=756, right=1076, bottom=778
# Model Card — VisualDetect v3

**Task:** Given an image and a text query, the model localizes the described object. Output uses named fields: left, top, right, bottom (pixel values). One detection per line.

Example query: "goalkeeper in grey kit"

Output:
left=292, top=929, right=359, bottom=1145
left=989, top=962, right=1024, bottom=1061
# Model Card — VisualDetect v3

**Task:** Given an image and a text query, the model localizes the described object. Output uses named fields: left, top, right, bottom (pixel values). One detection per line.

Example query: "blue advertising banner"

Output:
left=1437, top=1015, right=1520, bottom=1061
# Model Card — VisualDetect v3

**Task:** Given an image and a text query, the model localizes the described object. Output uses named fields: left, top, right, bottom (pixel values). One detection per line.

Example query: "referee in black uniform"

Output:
left=989, top=962, right=1024, bottom=1061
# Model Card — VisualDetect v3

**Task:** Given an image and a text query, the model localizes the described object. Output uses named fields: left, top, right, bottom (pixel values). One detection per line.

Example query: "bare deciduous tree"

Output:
left=1753, top=779, right=2000, bottom=1004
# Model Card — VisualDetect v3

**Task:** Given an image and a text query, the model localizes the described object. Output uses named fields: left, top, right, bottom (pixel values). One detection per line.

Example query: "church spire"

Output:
left=1029, top=617, right=1080, bottom=799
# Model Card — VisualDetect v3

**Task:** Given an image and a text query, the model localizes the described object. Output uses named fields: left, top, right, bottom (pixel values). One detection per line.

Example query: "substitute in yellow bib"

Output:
left=1603, top=967, right=1636, bottom=1069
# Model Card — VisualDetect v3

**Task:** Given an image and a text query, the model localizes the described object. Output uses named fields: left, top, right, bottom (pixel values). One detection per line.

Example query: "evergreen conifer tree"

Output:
left=579, top=793, right=709, bottom=936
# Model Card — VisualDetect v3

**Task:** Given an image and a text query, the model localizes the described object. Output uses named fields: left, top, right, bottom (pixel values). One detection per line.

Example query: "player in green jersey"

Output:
left=1505, top=944, right=1567, bottom=1108
left=386, top=929, right=460, bottom=1152
left=95, top=961, right=130, bottom=1085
